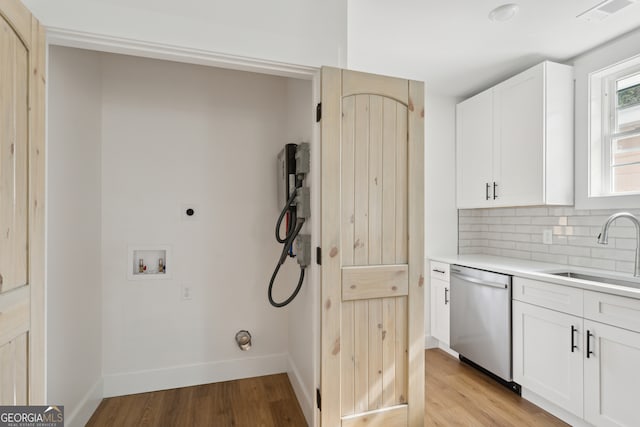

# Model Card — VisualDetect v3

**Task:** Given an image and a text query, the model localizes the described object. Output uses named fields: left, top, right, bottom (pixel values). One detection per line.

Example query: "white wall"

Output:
left=424, top=92, right=458, bottom=345
left=282, top=78, right=316, bottom=425
left=24, top=0, right=347, bottom=69
left=99, top=53, right=303, bottom=396
left=574, top=27, right=640, bottom=210
left=47, top=46, right=103, bottom=427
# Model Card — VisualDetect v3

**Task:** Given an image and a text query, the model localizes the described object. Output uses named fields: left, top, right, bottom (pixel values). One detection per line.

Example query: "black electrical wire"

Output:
left=268, top=189, right=306, bottom=308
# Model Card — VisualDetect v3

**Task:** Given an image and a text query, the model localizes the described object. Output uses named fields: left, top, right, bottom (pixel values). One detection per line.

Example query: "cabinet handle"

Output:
left=571, top=325, right=577, bottom=352
left=485, top=183, right=490, bottom=200
left=444, top=288, right=449, bottom=305
left=432, top=269, right=445, bottom=274
left=493, top=182, right=498, bottom=199
left=586, top=330, right=594, bottom=358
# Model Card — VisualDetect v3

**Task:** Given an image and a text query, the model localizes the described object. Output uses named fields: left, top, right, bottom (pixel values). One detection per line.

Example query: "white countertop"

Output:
left=429, top=253, right=640, bottom=300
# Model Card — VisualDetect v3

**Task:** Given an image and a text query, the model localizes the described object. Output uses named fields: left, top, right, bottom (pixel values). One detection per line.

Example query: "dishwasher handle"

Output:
left=451, top=271, right=508, bottom=289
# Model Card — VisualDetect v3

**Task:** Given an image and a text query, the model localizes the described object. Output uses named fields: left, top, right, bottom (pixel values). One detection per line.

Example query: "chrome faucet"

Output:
left=597, top=212, right=640, bottom=277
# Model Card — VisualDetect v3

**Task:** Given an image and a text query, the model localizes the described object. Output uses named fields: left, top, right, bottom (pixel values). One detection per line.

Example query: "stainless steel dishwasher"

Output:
left=450, top=264, right=518, bottom=392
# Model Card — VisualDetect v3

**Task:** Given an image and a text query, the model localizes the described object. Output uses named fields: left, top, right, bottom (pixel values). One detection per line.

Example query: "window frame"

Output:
left=589, top=54, right=640, bottom=198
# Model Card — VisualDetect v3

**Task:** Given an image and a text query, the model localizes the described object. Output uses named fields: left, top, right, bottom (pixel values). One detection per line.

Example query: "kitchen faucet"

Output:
left=597, top=212, right=640, bottom=277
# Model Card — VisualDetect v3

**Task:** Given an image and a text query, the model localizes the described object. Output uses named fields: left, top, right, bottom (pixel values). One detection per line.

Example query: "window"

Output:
left=589, top=54, right=640, bottom=197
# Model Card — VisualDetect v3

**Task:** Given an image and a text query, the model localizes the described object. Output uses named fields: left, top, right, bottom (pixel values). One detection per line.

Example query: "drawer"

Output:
left=430, top=261, right=449, bottom=281
left=584, top=290, right=640, bottom=333
left=513, top=277, right=583, bottom=317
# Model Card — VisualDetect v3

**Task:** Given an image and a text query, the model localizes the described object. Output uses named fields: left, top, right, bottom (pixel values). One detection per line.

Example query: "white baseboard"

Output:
left=424, top=334, right=439, bottom=349
left=103, top=353, right=288, bottom=397
left=522, top=388, right=590, bottom=427
left=438, top=342, right=459, bottom=358
left=287, top=355, right=313, bottom=426
left=66, top=378, right=103, bottom=427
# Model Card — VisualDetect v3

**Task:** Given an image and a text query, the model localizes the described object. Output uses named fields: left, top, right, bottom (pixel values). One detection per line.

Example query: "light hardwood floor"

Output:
left=426, top=348, right=568, bottom=426
left=86, top=373, right=306, bottom=427
left=87, top=350, right=567, bottom=426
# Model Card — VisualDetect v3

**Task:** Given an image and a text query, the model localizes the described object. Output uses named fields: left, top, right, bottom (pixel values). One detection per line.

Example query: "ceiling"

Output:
left=348, top=0, right=640, bottom=98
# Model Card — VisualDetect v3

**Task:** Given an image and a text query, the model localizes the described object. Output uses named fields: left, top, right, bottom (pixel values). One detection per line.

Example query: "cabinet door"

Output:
left=493, top=63, right=544, bottom=207
left=430, top=277, right=449, bottom=345
left=584, top=320, right=640, bottom=427
left=456, top=89, right=493, bottom=208
left=513, top=301, right=584, bottom=418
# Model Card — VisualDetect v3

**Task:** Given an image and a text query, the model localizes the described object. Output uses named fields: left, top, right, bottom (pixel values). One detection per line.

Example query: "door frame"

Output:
left=42, top=26, right=323, bottom=425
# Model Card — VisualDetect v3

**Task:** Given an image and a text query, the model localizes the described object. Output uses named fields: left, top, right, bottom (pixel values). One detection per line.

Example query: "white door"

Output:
left=0, top=1, right=46, bottom=404
left=584, top=320, right=640, bottom=427
left=513, top=301, right=584, bottom=418
left=430, top=277, right=449, bottom=345
left=493, top=63, right=544, bottom=207
left=321, top=68, right=424, bottom=426
left=456, top=89, right=494, bottom=208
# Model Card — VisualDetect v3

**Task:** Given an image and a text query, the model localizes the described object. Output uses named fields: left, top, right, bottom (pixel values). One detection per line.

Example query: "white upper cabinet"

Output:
left=456, top=61, right=574, bottom=208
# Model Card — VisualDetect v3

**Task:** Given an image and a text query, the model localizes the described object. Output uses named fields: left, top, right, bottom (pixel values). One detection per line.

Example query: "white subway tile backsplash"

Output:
left=569, top=215, right=632, bottom=227
left=515, top=242, right=549, bottom=253
left=590, top=247, right=636, bottom=262
left=515, top=207, right=548, bottom=216
left=531, top=253, right=569, bottom=264
left=501, top=216, right=532, bottom=225
left=500, top=249, right=532, bottom=259
left=616, top=261, right=636, bottom=274
left=568, top=256, right=616, bottom=271
left=615, top=238, right=638, bottom=250
left=458, top=207, right=640, bottom=275
left=531, top=216, right=568, bottom=226
left=500, top=233, right=531, bottom=242
left=549, top=245, right=591, bottom=257
left=488, top=240, right=517, bottom=249
left=488, top=224, right=516, bottom=233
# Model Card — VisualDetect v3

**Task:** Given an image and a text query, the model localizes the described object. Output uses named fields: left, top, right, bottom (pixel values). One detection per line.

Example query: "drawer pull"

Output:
left=571, top=325, right=577, bottom=353
left=432, top=269, right=446, bottom=274
left=586, top=330, right=594, bottom=358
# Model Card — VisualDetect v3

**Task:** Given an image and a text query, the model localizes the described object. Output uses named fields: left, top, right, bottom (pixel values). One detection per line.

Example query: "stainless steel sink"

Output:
left=551, top=271, right=640, bottom=289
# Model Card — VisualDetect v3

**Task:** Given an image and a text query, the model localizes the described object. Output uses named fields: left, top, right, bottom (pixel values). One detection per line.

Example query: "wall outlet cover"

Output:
left=181, top=284, right=193, bottom=301
left=543, top=229, right=553, bottom=245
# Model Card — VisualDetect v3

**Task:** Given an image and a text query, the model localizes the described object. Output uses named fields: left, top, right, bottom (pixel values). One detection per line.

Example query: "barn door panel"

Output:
left=321, top=68, right=424, bottom=426
left=0, top=0, right=46, bottom=404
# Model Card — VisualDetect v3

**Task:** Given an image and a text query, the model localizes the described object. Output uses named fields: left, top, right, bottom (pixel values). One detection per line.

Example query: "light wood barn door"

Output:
left=0, top=0, right=46, bottom=404
left=321, top=68, right=424, bottom=426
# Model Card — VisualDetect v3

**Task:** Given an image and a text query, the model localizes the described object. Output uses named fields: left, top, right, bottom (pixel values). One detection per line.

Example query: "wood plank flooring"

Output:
left=426, top=348, right=568, bottom=426
left=87, top=350, right=568, bottom=426
left=86, top=373, right=306, bottom=427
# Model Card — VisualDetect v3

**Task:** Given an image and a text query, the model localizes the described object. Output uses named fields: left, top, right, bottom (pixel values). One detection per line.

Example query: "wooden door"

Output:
left=492, top=63, right=544, bottom=207
left=0, top=0, right=46, bottom=404
left=455, top=89, right=493, bottom=208
left=321, top=68, right=424, bottom=426
left=584, top=320, right=640, bottom=427
left=512, top=301, right=584, bottom=418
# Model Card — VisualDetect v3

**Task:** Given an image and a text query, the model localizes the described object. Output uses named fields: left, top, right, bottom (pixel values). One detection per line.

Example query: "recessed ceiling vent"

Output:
left=577, top=0, right=636, bottom=22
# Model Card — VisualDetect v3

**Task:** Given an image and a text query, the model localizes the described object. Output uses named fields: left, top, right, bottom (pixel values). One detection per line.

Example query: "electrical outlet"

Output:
left=181, top=285, right=193, bottom=301
left=543, top=229, right=553, bottom=245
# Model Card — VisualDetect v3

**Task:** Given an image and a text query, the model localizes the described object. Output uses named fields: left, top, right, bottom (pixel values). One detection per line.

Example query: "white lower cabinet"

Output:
left=430, top=277, right=450, bottom=345
left=584, top=320, right=640, bottom=427
left=513, top=277, right=640, bottom=426
left=430, top=261, right=450, bottom=345
left=513, top=301, right=584, bottom=417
